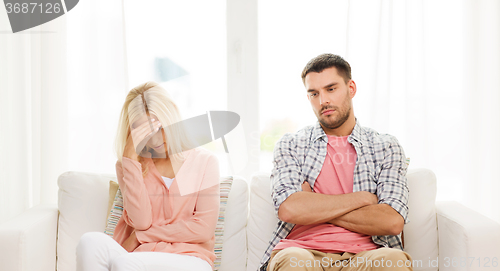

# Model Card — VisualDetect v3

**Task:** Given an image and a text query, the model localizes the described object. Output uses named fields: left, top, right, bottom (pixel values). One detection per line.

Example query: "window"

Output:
left=124, top=0, right=230, bottom=174
left=258, top=0, right=350, bottom=172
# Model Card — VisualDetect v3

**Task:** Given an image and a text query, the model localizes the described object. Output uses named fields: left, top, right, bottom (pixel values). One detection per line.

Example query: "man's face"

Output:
left=305, top=67, right=354, bottom=130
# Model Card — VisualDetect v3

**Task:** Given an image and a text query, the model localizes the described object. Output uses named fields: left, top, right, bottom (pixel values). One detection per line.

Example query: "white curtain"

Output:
left=346, top=0, right=500, bottom=222
left=66, top=0, right=128, bottom=174
left=2, top=0, right=499, bottom=226
left=0, top=0, right=128, bottom=224
left=0, top=8, right=68, bottom=224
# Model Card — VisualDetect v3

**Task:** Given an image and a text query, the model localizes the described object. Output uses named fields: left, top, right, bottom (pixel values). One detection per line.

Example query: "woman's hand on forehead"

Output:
left=132, top=114, right=157, bottom=129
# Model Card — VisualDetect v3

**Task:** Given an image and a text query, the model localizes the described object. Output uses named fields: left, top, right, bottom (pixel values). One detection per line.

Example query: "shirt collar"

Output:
left=312, top=117, right=364, bottom=145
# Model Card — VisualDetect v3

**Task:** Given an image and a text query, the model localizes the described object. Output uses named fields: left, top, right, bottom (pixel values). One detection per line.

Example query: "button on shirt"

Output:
left=258, top=118, right=410, bottom=271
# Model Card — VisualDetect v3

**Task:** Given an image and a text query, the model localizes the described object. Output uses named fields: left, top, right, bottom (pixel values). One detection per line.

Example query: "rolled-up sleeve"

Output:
left=376, top=136, right=410, bottom=224
left=135, top=155, right=220, bottom=244
left=115, top=157, right=153, bottom=230
left=271, top=135, right=303, bottom=216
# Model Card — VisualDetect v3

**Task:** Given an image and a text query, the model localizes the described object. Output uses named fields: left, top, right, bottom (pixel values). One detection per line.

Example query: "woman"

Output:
left=76, top=81, right=220, bottom=271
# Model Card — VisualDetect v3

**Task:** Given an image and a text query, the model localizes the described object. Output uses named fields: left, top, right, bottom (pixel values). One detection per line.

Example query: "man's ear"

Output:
left=348, top=80, right=357, bottom=98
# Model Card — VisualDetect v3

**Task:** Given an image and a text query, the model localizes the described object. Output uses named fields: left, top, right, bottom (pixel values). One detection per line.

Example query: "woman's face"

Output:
left=132, top=113, right=166, bottom=155
left=148, top=127, right=166, bottom=154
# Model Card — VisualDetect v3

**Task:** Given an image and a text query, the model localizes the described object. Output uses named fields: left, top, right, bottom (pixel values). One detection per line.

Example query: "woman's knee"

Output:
left=110, top=253, right=143, bottom=271
left=76, top=232, right=109, bottom=252
left=110, top=254, right=127, bottom=271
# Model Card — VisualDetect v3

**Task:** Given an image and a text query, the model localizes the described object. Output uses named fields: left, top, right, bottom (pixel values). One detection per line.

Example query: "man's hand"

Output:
left=121, top=230, right=141, bottom=252
left=329, top=203, right=405, bottom=236
left=301, top=181, right=312, bottom=192
left=278, top=184, right=379, bottom=225
left=362, top=191, right=378, bottom=205
left=325, top=191, right=406, bottom=236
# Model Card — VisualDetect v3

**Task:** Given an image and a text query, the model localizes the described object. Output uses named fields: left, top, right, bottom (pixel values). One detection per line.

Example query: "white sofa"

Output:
left=1, top=168, right=499, bottom=271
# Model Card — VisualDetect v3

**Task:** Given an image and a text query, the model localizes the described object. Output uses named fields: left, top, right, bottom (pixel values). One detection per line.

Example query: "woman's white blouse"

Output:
left=161, top=176, right=174, bottom=189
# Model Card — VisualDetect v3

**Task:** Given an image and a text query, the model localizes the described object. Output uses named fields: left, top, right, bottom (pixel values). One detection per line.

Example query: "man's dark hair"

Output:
left=301, top=54, right=352, bottom=84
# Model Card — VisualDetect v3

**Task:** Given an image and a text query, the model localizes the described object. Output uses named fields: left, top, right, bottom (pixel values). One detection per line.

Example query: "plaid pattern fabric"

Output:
left=258, top=117, right=410, bottom=271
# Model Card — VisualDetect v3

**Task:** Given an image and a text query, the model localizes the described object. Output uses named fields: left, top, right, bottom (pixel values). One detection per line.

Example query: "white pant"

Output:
left=76, top=232, right=212, bottom=271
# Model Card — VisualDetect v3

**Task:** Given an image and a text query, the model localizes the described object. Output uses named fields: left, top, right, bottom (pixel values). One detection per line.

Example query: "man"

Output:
left=259, top=54, right=412, bottom=271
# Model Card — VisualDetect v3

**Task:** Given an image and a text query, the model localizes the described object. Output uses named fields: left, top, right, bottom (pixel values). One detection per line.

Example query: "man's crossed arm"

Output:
left=277, top=182, right=404, bottom=236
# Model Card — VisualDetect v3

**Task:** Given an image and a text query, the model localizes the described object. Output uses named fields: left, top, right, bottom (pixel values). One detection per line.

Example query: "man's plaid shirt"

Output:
left=258, top=117, right=410, bottom=271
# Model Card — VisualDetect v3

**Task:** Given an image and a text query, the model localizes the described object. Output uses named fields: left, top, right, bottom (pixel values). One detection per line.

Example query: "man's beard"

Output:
left=317, top=100, right=351, bottom=130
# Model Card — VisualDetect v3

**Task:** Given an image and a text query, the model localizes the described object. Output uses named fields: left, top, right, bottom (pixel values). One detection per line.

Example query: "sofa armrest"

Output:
left=0, top=204, right=58, bottom=271
left=436, top=201, right=500, bottom=271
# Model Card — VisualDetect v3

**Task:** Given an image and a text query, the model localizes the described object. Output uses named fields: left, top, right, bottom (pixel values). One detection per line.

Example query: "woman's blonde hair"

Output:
left=114, top=81, right=194, bottom=176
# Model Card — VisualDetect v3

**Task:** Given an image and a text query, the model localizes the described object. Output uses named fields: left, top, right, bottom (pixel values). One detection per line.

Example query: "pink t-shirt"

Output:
left=274, top=135, right=380, bottom=253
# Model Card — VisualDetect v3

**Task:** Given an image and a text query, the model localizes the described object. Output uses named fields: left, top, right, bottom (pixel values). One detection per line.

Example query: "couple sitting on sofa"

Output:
left=76, top=54, right=413, bottom=271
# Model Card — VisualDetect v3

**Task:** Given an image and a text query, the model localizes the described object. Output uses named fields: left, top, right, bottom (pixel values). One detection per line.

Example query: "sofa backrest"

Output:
left=404, top=168, right=438, bottom=271
left=246, top=173, right=279, bottom=271
left=246, top=168, right=439, bottom=271
left=57, top=171, right=113, bottom=271
left=219, top=176, right=248, bottom=271
left=57, top=171, right=248, bottom=271
left=56, top=168, right=438, bottom=271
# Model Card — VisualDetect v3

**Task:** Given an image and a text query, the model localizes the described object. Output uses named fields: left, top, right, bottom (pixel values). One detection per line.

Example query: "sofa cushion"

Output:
left=107, top=180, right=120, bottom=219
left=403, top=168, right=438, bottom=271
left=246, top=173, right=279, bottom=271
left=104, top=183, right=123, bottom=237
left=57, top=171, right=248, bottom=271
left=57, top=171, right=116, bottom=271
left=214, top=177, right=234, bottom=270
left=218, top=176, right=248, bottom=271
